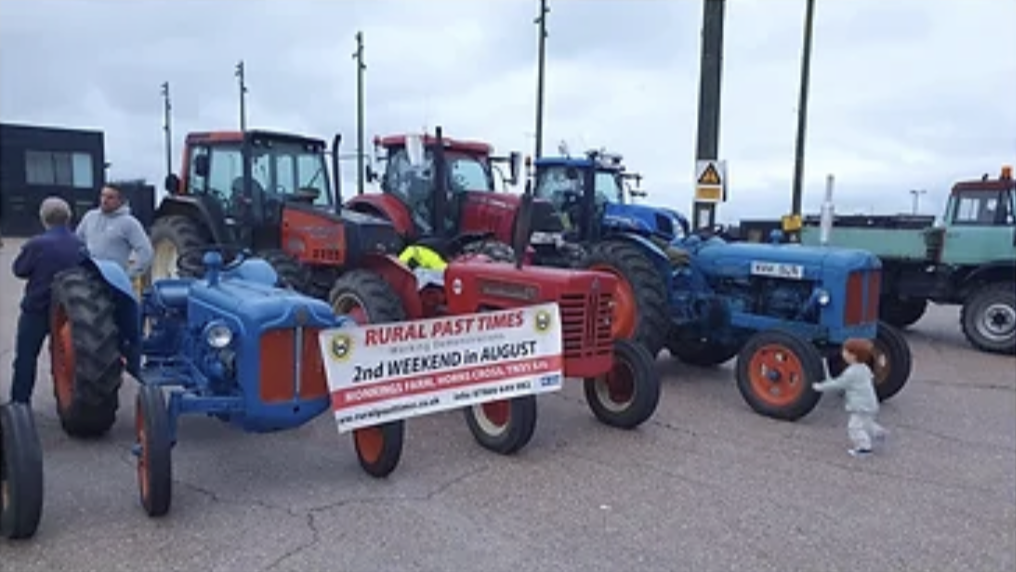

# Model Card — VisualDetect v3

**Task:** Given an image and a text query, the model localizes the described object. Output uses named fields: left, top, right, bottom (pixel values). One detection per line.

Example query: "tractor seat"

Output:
left=152, top=279, right=192, bottom=312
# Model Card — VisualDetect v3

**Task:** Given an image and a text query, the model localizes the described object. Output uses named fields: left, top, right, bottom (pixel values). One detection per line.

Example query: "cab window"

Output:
left=953, top=190, right=1006, bottom=226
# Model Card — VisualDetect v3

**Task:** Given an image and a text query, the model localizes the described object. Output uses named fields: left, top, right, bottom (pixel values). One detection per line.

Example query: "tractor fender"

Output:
left=356, top=252, right=425, bottom=319
left=345, top=194, right=414, bottom=238
left=82, top=257, right=142, bottom=377
left=154, top=195, right=230, bottom=245
left=962, top=261, right=1016, bottom=294
left=601, top=232, right=675, bottom=288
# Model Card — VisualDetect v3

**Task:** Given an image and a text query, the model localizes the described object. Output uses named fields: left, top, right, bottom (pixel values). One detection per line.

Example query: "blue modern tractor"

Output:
left=529, top=149, right=913, bottom=421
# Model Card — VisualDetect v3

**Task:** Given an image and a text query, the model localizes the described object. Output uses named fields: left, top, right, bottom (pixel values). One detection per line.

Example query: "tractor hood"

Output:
left=602, top=202, right=681, bottom=241
left=190, top=278, right=339, bottom=332
left=690, top=241, right=882, bottom=281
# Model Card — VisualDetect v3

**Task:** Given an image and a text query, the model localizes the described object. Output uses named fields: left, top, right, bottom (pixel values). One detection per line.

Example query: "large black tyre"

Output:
left=667, top=335, right=740, bottom=367
left=459, top=239, right=515, bottom=263
left=735, top=330, right=824, bottom=421
left=50, top=267, right=123, bottom=438
left=0, top=403, right=44, bottom=540
left=580, top=240, right=670, bottom=358
left=328, top=270, right=407, bottom=478
left=960, top=282, right=1016, bottom=355
left=880, top=297, right=927, bottom=329
left=260, top=249, right=310, bottom=292
left=135, top=384, right=172, bottom=518
left=870, top=321, right=912, bottom=402
left=148, top=215, right=210, bottom=281
left=464, top=395, right=538, bottom=455
left=584, top=339, right=660, bottom=429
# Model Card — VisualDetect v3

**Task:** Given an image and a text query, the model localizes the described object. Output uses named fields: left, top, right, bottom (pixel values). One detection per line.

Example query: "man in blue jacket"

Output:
left=9, top=196, right=86, bottom=404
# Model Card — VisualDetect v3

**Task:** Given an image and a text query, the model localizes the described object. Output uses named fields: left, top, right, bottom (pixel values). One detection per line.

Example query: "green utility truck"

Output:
left=800, top=166, right=1015, bottom=355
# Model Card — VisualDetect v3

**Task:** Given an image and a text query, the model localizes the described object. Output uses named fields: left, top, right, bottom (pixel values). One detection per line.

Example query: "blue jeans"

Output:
left=11, top=310, right=50, bottom=404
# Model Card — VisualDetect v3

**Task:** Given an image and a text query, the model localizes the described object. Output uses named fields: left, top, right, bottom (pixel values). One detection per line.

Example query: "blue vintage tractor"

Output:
left=0, top=402, right=43, bottom=540
left=529, top=150, right=913, bottom=421
left=47, top=248, right=406, bottom=518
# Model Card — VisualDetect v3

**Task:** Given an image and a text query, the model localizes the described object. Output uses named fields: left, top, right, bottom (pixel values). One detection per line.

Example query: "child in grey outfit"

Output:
left=813, top=338, right=888, bottom=457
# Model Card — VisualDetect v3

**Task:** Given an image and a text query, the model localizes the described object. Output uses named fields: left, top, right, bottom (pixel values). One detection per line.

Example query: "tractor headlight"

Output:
left=204, top=321, right=234, bottom=349
left=816, top=289, right=831, bottom=307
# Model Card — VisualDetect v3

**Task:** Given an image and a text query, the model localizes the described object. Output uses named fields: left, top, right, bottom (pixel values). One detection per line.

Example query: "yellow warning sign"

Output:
left=698, top=163, right=721, bottom=186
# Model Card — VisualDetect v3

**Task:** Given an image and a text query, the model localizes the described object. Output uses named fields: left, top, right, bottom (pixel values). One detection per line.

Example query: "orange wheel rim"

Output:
left=590, top=265, right=636, bottom=338
left=747, top=344, right=806, bottom=407
left=481, top=400, right=510, bottom=427
left=354, top=427, right=384, bottom=464
left=135, top=395, right=149, bottom=503
left=52, top=306, right=75, bottom=412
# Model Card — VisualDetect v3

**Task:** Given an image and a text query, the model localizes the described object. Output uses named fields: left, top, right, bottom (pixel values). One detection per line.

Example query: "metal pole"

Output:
left=910, top=189, right=926, bottom=214
left=790, top=0, right=816, bottom=218
left=692, top=0, right=726, bottom=230
left=534, top=0, right=549, bottom=160
left=235, top=60, right=248, bottom=131
left=161, top=81, right=172, bottom=177
left=353, top=31, right=366, bottom=195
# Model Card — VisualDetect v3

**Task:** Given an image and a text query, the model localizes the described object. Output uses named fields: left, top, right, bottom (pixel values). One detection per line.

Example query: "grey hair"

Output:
left=39, top=196, right=72, bottom=228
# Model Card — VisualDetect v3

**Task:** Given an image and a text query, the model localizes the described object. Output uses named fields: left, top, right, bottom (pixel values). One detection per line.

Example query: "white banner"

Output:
left=318, top=303, right=564, bottom=433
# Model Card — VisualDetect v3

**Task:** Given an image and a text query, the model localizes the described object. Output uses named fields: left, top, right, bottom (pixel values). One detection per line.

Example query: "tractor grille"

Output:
left=558, top=292, right=614, bottom=358
left=844, top=270, right=882, bottom=326
left=258, top=327, right=329, bottom=403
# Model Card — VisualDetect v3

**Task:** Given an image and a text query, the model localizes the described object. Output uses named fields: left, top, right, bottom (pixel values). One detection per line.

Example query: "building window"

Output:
left=24, top=150, right=95, bottom=188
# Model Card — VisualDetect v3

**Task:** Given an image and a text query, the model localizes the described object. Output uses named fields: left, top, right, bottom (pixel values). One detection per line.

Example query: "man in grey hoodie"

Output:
left=76, top=184, right=153, bottom=278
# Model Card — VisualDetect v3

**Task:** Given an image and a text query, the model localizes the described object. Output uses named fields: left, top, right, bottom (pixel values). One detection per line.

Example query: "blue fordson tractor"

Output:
left=47, top=249, right=405, bottom=518
left=528, top=149, right=913, bottom=421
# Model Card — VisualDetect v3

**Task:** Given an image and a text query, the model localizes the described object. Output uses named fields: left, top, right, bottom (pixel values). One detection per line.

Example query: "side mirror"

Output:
left=508, top=151, right=522, bottom=185
left=405, top=134, right=425, bottom=167
left=164, top=174, right=181, bottom=194
left=193, top=155, right=210, bottom=177
left=365, top=165, right=377, bottom=183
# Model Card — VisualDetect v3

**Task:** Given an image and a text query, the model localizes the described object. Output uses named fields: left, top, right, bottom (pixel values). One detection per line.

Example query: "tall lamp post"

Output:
left=909, top=189, right=927, bottom=215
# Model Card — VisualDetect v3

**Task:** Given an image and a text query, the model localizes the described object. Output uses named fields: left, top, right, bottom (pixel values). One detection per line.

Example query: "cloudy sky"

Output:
left=1, top=0, right=1014, bottom=223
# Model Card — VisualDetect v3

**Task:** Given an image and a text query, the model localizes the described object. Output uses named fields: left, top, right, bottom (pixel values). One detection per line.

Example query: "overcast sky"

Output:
left=1, top=0, right=1014, bottom=223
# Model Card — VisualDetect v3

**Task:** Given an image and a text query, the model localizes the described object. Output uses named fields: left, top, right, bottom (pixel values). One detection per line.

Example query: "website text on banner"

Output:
left=319, top=303, right=564, bottom=433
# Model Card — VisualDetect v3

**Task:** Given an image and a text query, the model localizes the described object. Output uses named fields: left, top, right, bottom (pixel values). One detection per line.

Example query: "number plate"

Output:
left=750, top=261, right=805, bottom=280
left=530, top=232, right=563, bottom=245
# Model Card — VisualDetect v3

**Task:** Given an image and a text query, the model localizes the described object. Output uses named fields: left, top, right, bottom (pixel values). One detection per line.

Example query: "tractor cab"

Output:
left=346, top=129, right=525, bottom=253
left=163, top=130, right=339, bottom=250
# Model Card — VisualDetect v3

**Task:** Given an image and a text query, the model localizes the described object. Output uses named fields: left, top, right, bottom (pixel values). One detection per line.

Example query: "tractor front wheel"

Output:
left=260, top=249, right=310, bottom=292
left=584, top=339, right=660, bottom=429
left=50, top=267, right=123, bottom=438
left=329, top=270, right=409, bottom=476
left=880, top=297, right=927, bottom=329
left=464, top=396, right=538, bottom=455
left=0, top=403, right=44, bottom=540
left=148, top=215, right=209, bottom=281
left=870, top=321, right=912, bottom=402
left=353, top=422, right=405, bottom=478
left=135, top=384, right=172, bottom=518
left=735, top=330, right=823, bottom=421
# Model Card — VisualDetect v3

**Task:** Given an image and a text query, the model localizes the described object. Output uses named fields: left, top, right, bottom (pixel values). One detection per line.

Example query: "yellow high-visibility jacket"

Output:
left=398, top=244, right=448, bottom=270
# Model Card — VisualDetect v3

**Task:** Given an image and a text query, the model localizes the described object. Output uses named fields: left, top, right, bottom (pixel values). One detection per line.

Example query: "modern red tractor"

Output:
left=344, top=129, right=565, bottom=260
left=148, top=129, right=403, bottom=298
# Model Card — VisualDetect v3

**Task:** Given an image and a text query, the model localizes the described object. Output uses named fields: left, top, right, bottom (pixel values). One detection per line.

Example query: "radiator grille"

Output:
left=258, top=327, right=328, bottom=403
left=844, top=270, right=881, bottom=326
left=558, top=292, right=614, bottom=358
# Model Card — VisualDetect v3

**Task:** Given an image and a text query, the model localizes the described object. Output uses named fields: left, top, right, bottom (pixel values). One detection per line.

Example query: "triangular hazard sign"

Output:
left=698, top=163, right=721, bottom=185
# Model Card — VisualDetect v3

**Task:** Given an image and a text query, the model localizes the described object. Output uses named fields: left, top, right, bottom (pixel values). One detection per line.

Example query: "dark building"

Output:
left=1, top=122, right=155, bottom=238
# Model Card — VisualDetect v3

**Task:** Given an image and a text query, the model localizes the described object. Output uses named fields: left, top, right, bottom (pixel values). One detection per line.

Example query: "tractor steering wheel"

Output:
left=177, top=244, right=250, bottom=275
left=693, top=224, right=727, bottom=241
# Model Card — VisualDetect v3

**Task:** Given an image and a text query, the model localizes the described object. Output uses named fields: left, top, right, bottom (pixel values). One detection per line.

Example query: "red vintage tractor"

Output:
left=344, top=129, right=567, bottom=260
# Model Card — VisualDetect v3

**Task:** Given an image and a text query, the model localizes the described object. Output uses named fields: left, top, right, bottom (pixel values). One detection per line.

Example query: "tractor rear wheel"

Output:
left=329, top=270, right=407, bottom=478
left=0, top=403, right=44, bottom=540
left=881, top=297, right=927, bottom=329
left=735, top=330, right=823, bottom=421
left=148, top=215, right=210, bottom=281
left=464, top=395, right=538, bottom=455
left=581, top=240, right=669, bottom=358
left=667, top=335, right=740, bottom=367
left=584, top=339, right=660, bottom=429
left=135, top=384, right=172, bottom=517
left=260, top=249, right=310, bottom=292
left=50, top=267, right=123, bottom=438
left=960, top=282, right=1016, bottom=355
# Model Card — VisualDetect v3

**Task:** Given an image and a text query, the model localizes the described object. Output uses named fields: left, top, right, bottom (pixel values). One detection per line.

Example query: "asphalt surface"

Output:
left=1, top=238, right=1014, bottom=572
